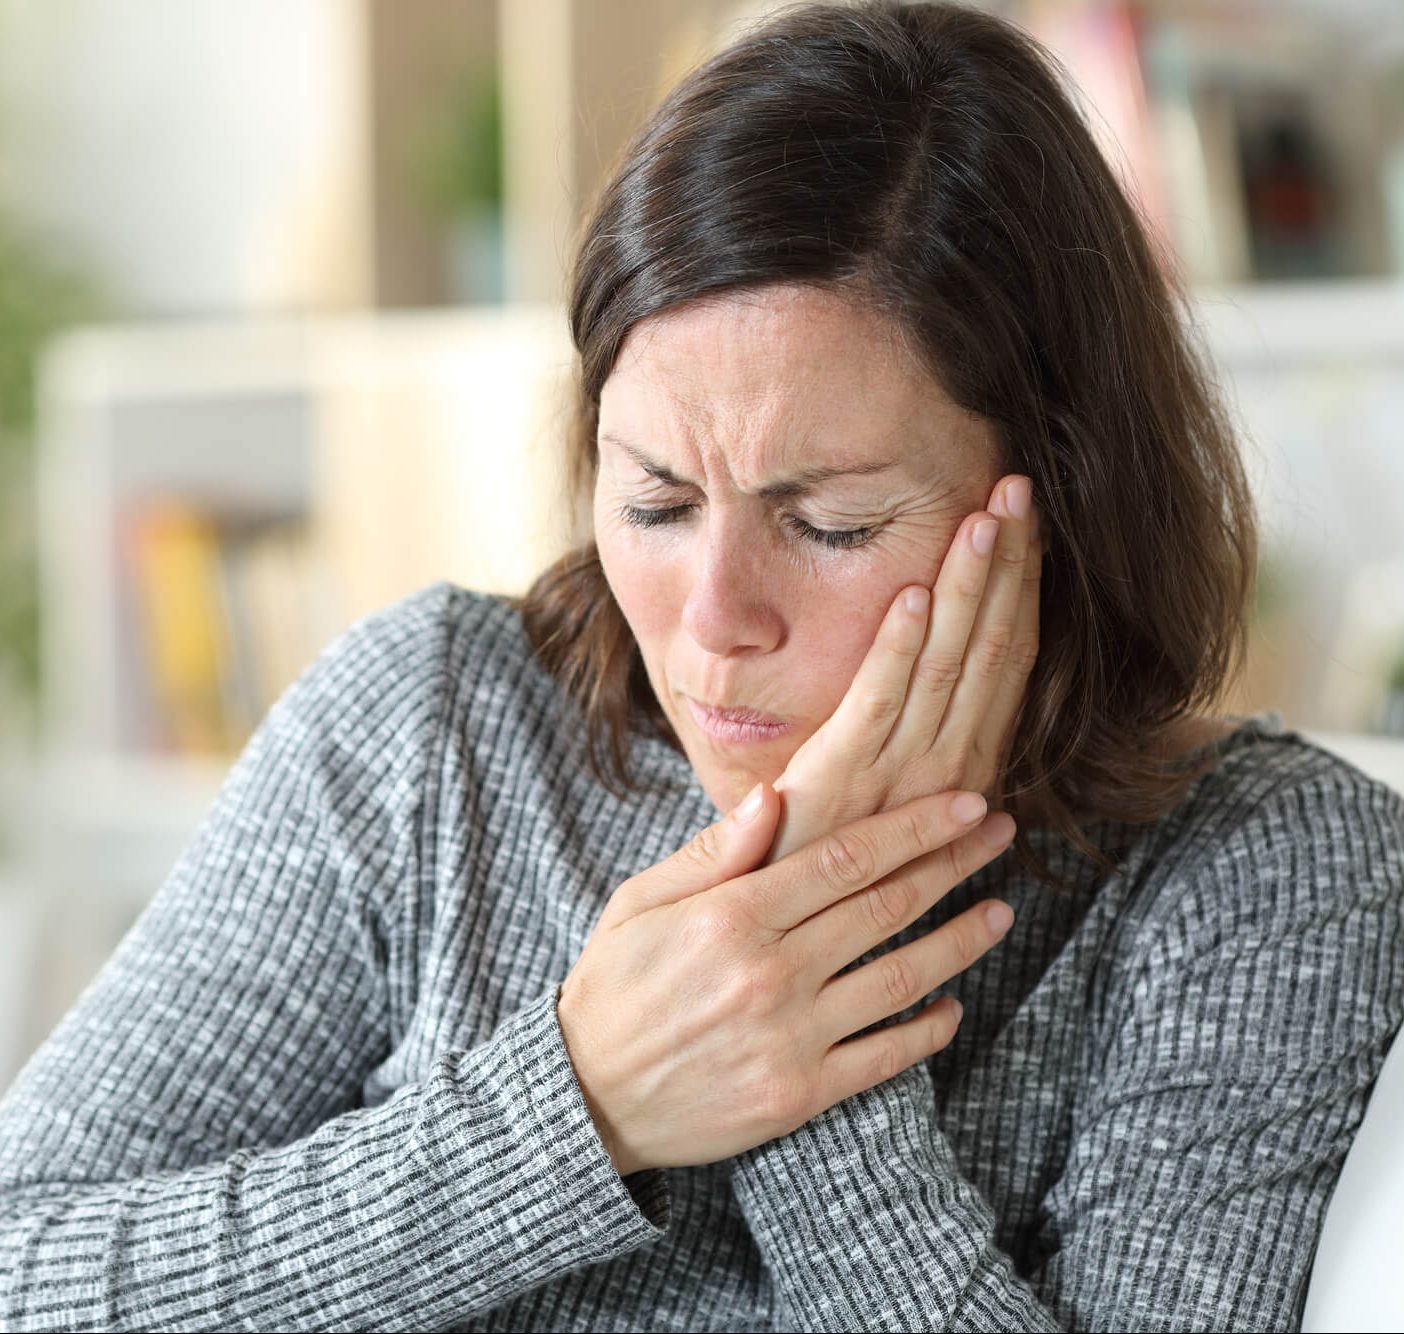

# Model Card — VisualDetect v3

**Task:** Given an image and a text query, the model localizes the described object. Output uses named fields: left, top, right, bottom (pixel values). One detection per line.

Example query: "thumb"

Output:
left=620, top=781, right=779, bottom=915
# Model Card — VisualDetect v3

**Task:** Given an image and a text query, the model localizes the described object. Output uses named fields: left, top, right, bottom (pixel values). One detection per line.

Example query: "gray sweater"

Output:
left=1, top=582, right=1401, bottom=1333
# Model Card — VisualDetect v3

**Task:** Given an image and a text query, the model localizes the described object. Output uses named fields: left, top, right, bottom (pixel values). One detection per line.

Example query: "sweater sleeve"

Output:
left=0, top=584, right=669, bottom=1333
left=731, top=1060, right=1060, bottom=1332
left=731, top=764, right=1404, bottom=1333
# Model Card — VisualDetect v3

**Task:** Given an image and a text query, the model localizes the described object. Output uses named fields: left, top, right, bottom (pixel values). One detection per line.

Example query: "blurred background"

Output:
left=4, top=0, right=1404, bottom=1087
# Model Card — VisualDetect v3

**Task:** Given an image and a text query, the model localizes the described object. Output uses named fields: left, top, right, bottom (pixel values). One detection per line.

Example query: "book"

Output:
left=121, top=501, right=235, bottom=757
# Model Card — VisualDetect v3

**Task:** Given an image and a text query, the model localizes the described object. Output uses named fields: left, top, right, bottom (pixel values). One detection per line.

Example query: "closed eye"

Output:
left=618, top=503, right=876, bottom=550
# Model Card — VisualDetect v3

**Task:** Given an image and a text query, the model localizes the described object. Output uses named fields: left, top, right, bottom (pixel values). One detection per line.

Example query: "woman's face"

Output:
left=594, top=284, right=1000, bottom=814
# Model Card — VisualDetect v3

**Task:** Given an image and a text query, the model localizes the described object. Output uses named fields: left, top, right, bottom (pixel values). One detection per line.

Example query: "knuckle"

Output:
left=956, top=569, right=987, bottom=601
left=727, top=958, right=786, bottom=1012
left=938, top=837, right=974, bottom=887
left=868, top=1035, right=906, bottom=1087
left=613, top=870, right=643, bottom=906
left=879, top=951, right=921, bottom=1010
left=976, top=627, right=1014, bottom=675
left=864, top=875, right=917, bottom=935
left=816, top=829, right=876, bottom=889
left=949, top=917, right=988, bottom=970
left=757, top=1070, right=812, bottom=1130
left=1008, top=637, right=1039, bottom=674
left=995, top=541, right=1025, bottom=570
left=682, top=822, right=723, bottom=871
left=856, top=687, right=900, bottom=729
left=690, top=901, right=748, bottom=952
left=893, top=806, right=930, bottom=852
left=913, top=652, right=963, bottom=694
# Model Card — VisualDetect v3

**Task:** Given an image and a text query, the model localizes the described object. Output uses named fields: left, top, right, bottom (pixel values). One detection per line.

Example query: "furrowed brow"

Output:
left=599, top=432, right=898, bottom=496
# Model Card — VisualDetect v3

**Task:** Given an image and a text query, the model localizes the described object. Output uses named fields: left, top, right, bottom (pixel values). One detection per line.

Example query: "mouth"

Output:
left=684, top=696, right=796, bottom=745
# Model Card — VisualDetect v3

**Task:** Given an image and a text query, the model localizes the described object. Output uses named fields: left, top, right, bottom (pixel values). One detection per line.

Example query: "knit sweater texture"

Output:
left=1, top=581, right=1402, bottom=1332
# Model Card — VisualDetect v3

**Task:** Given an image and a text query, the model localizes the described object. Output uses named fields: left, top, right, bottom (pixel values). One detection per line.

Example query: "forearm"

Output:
left=730, top=1074, right=1062, bottom=1333
left=0, top=987, right=669, bottom=1333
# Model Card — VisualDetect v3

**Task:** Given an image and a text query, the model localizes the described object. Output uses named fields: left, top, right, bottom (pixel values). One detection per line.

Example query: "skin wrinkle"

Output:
left=593, top=284, right=1001, bottom=815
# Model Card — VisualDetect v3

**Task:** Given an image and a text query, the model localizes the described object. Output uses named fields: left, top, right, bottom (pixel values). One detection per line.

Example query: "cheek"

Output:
left=595, top=519, right=679, bottom=664
left=785, top=578, right=898, bottom=716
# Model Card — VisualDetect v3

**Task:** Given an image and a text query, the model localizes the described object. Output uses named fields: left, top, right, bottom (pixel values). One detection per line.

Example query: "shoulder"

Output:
left=241, top=580, right=566, bottom=800
left=1095, top=715, right=1404, bottom=1039
left=283, top=580, right=554, bottom=718
left=269, top=581, right=475, bottom=746
left=1136, top=714, right=1403, bottom=911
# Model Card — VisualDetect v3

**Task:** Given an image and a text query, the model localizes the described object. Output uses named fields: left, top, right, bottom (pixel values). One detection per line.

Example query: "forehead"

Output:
left=600, top=285, right=990, bottom=476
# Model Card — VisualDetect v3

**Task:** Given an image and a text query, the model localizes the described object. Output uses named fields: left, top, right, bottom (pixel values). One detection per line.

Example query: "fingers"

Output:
left=886, top=511, right=998, bottom=751
left=617, top=780, right=780, bottom=917
left=816, top=992, right=967, bottom=1111
left=810, top=584, right=932, bottom=770
left=984, top=504, right=1042, bottom=780
left=792, top=808, right=1016, bottom=981
left=923, top=475, right=1041, bottom=782
left=733, top=788, right=995, bottom=938
left=811, top=893, right=1013, bottom=1048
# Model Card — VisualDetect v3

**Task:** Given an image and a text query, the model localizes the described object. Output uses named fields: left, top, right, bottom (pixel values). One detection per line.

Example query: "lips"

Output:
left=684, top=695, right=795, bottom=745
left=694, top=700, right=787, bottom=726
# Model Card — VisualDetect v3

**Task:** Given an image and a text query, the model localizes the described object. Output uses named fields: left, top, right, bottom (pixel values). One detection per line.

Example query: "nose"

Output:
left=679, top=516, right=784, bottom=658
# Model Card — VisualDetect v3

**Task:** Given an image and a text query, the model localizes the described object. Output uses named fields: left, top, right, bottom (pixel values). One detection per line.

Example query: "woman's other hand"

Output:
left=557, top=783, right=1015, bottom=1177
left=767, top=473, right=1041, bottom=864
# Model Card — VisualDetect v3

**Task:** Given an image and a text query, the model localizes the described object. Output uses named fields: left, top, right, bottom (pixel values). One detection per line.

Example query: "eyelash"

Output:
left=619, top=503, right=876, bottom=550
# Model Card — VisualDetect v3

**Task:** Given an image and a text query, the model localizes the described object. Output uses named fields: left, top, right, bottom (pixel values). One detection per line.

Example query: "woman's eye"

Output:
left=619, top=503, right=694, bottom=529
left=784, top=516, right=876, bottom=550
left=618, top=502, right=874, bottom=550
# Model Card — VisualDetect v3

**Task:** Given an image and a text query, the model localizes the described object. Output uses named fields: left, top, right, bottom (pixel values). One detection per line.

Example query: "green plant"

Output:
left=1249, top=546, right=1296, bottom=625
left=411, top=62, right=504, bottom=221
left=0, top=211, right=105, bottom=745
left=1388, top=646, right=1404, bottom=694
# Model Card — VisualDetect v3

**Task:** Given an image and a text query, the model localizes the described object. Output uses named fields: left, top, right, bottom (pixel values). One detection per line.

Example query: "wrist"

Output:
left=558, top=981, right=645, bottom=1177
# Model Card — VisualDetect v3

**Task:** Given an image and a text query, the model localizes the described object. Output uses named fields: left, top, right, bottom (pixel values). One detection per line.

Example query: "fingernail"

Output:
left=986, top=901, right=1014, bottom=933
left=972, top=519, right=997, bottom=556
left=734, top=782, right=764, bottom=823
left=951, top=791, right=987, bottom=824
left=981, top=812, right=1016, bottom=846
left=947, top=997, right=964, bottom=1023
left=903, top=586, right=929, bottom=616
left=1006, top=478, right=1031, bottom=520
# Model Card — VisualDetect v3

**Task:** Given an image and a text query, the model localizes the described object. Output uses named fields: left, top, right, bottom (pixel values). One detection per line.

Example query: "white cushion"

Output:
left=1301, top=1027, right=1404, bottom=1332
left=1293, top=731, right=1404, bottom=1331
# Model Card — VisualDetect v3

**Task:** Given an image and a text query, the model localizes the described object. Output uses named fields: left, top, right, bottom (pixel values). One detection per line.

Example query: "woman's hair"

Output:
left=517, top=0, right=1257, bottom=891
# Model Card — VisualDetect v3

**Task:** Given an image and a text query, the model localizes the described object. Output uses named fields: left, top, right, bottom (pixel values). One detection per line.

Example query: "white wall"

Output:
left=0, top=0, right=372, bottom=315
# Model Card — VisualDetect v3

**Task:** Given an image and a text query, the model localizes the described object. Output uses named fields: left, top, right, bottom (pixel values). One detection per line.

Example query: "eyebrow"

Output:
left=598, top=432, right=899, bottom=498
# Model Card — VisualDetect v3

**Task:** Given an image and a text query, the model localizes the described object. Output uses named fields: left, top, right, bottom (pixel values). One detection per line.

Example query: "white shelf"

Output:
left=1191, top=279, right=1404, bottom=363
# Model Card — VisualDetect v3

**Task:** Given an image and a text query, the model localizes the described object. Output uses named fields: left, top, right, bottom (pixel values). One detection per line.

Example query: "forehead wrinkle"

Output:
left=600, top=430, right=905, bottom=497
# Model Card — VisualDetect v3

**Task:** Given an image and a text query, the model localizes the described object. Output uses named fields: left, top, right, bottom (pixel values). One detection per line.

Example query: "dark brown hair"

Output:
left=518, top=0, right=1257, bottom=891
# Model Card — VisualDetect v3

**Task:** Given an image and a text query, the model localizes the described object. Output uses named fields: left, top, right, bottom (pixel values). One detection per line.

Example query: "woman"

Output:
left=2, top=2, right=1400, bottom=1330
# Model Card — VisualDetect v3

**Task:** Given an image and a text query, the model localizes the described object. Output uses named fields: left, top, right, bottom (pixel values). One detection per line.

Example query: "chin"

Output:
left=686, top=740, right=797, bottom=815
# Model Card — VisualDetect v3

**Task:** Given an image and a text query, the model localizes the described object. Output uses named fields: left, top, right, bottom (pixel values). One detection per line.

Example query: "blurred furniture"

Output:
left=36, top=305, right=575, bottom=762
left=1298, top=728, right=1404, bottom=1333
left=1301, top=1025, right=1404, bottom=1333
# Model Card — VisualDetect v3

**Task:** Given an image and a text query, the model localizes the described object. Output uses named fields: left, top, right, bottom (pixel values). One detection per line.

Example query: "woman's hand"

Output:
left=557, top=783, right=1016, bottom=1177
left=766, top=474, right=1041, bottom=864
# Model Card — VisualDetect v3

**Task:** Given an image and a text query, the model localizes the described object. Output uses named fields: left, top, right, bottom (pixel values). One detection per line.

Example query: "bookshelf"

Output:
left=35, top=307, right=576, bottom=760
left=23, top=304, right=577, bottom=1029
